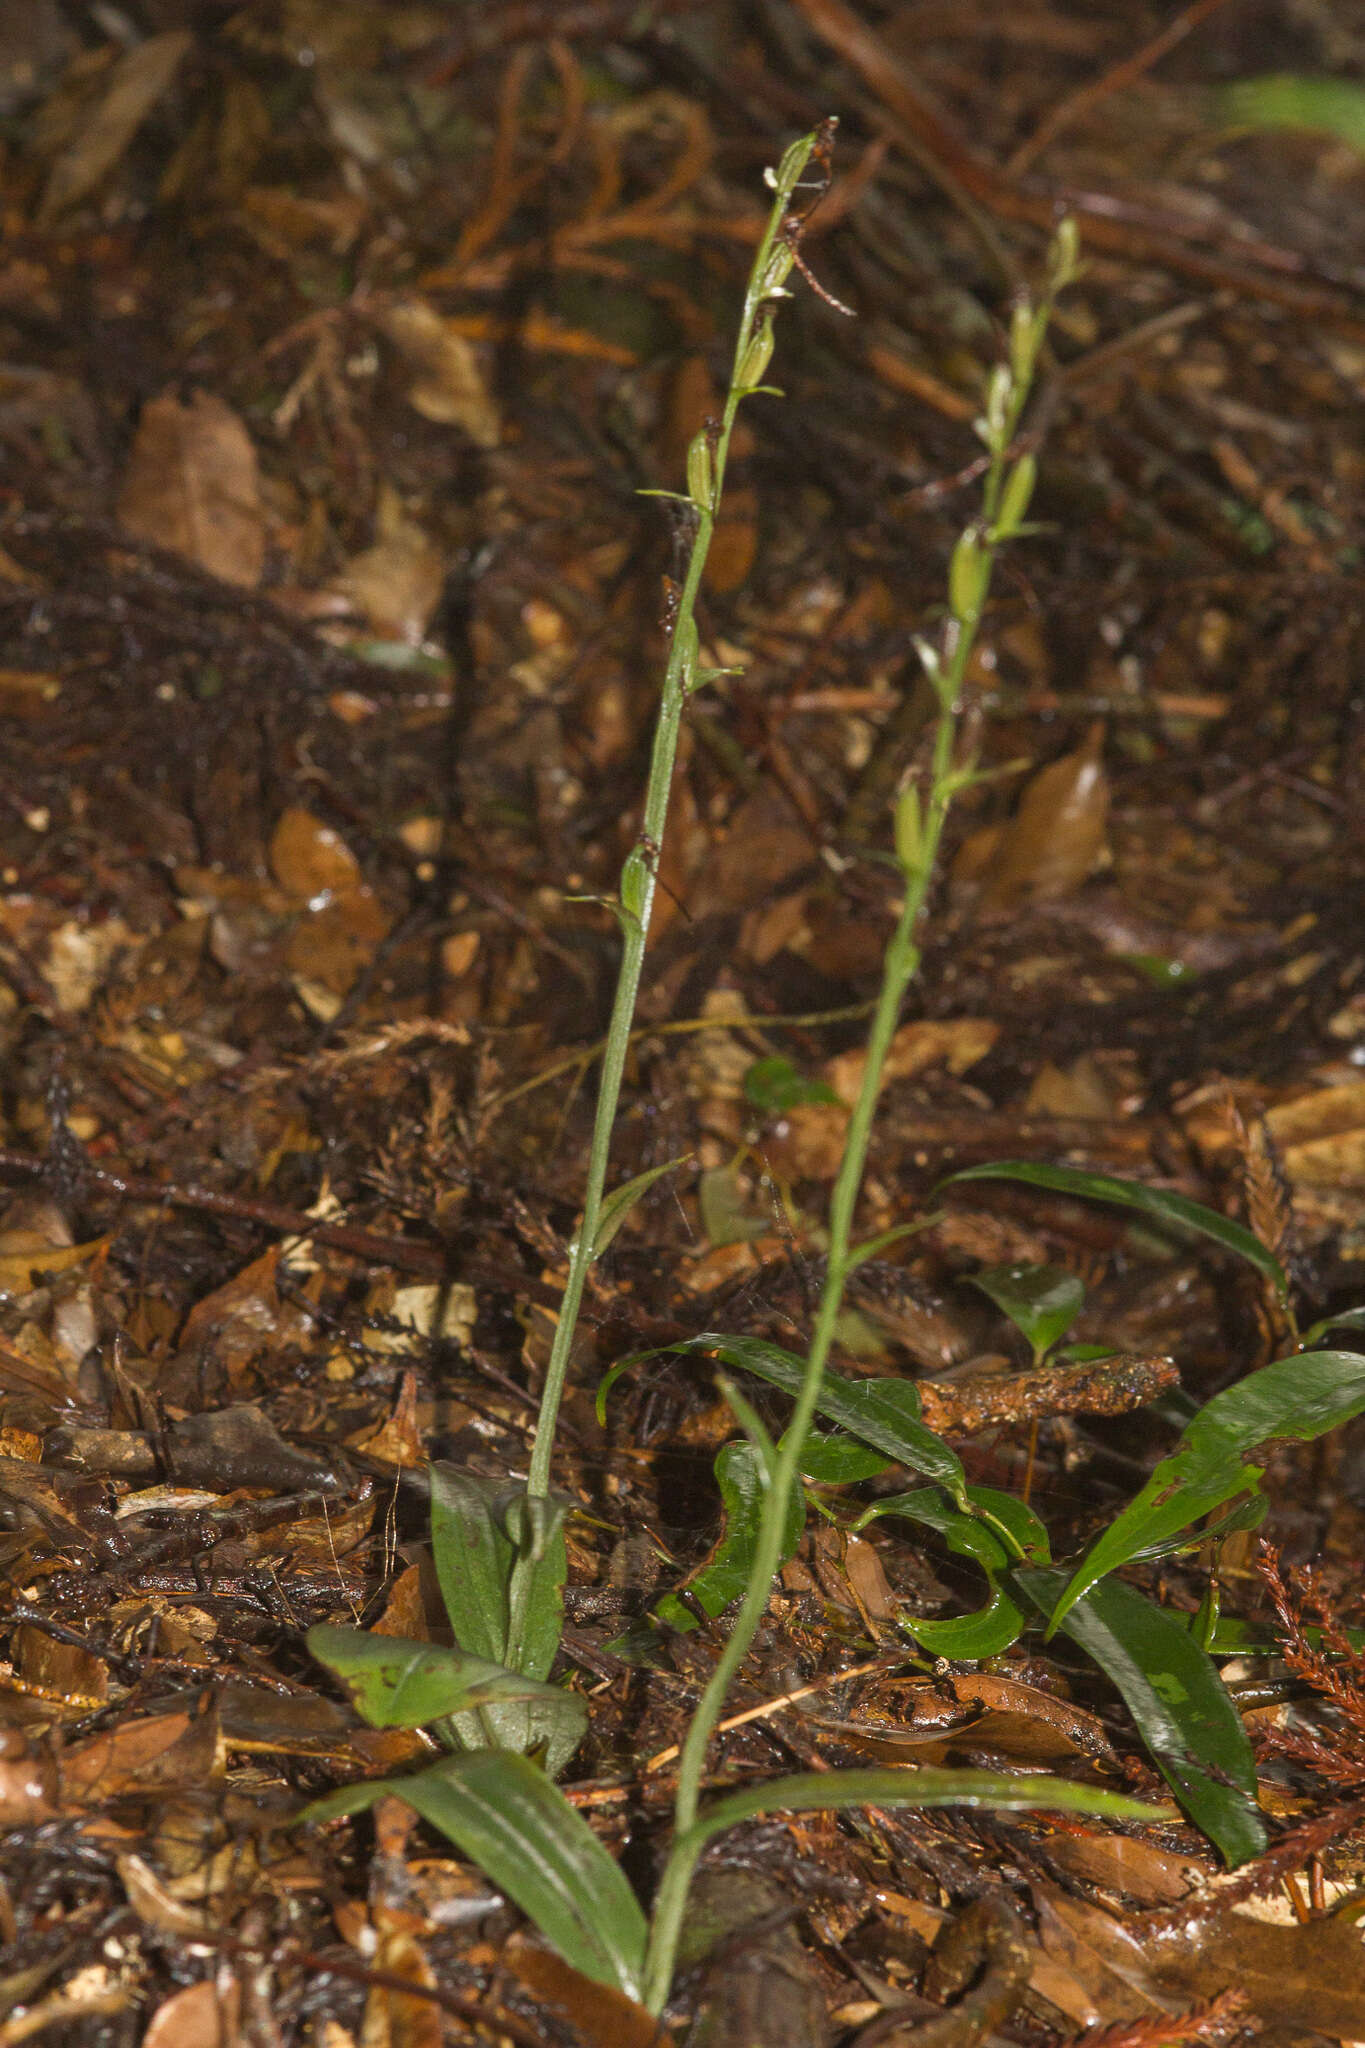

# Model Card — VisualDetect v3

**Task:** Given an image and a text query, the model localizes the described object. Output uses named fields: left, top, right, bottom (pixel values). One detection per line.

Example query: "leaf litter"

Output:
left=1, top=1, right=1365, bottom=2042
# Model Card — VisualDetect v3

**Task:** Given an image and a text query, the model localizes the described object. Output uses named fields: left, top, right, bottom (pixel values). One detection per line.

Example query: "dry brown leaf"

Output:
left=502, top=1935, right=673, bottom=2048
left=141, top=1977, right=240, bottom=2048
left=329, top=486, right=445, bottom=646
left=1265, top=1080, right=1365, bottom=1187
left=269, top=808, right=363, bottom=900
left=363, top=1908, right=442, bottom=2048
left=374, top=299, right=500, bottom=447
left=972, top=722, right=1110, bottom=914
left=37, top=29, right=193, bottom=225
left=61, top=1700, right=222, bottom=1804
left=117, top=390, right=264, bottom=588
left=826, top=1016, right=999, bottom=1106
left=0, top=1752, right=55, bottom=1826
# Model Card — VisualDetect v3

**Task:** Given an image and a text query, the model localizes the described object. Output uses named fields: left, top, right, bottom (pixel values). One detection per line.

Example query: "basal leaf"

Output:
left=654, top=1439, right=804, bottom=1632
left=968, top=1263, right=1084, bottom=1359
left=857, top=1484, right=1049, bottom=1659
left=1016, top=1569, right=1266, bottom=1866
left=654, top=1333, right=969, bottom=1508
left=1049, top=1350, right=1365, bottom=1629
left=305, top=1625, right=582, bottom=1739
left=427, top=1465, right=577, bottom=1773
left=943, top=1161, right=1287, bottom=1303
left=304, top=1750, right=648, bottom=2001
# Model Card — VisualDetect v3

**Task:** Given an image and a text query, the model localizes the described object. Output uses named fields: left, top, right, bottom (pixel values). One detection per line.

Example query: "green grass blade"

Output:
left=943, top=1161, right=1288, bottom=1302
left=1015, top=1569, right=1265, bottom=1866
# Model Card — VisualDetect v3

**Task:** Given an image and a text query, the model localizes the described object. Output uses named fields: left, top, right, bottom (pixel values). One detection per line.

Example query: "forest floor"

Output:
left=1, top=1, right=1365, bottom=2043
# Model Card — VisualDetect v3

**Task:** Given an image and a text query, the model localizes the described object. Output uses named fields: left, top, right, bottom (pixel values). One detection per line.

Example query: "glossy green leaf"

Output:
left=592, top=1155, right=691, bottom=1258
left=968, top=1262, right=1084, bottom=1359
left=305, top=1626, right=584, bottom=1741
left=597, top=1334, right=967, bottom=1505
left=303, top=1750, right=648, bottom=2000
left=1126, top=1491, right=1268, bottom=1565
left=660, top=1333, right=969, bottom=1508
left=655, top=1438, right=805, bottom=1632
left=427, top=1465, right=578, bottom=1774
left=1016, top=1569, right=1265, bottom=1866
left=857, top=1484, right=1049, bottom=1659
left=798, top=1430, right=891, bottom=1485
left=1048, top=1350, right=1365, bottom=1630
left=943, top=1161, right=1287, bottom=1303
left=743, top=1055, right=840, bottom=1114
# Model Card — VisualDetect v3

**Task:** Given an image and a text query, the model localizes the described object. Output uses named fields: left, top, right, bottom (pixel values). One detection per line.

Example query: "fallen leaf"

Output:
left=117, top=390, right=264, bottom=588
left=375, top=299, right=500, bottom=446
left=38, top=30, right=193, bottom=224
left=270, top=809, right=363, bottom=900
left=971, top=722, right=1110, bottom=914
left=329, top=485, right=445, bottom=646
left=141, top=1977, right=240, bottom=2048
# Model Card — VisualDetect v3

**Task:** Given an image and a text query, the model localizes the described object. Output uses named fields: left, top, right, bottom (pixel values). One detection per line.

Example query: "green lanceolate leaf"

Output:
left=1298, top=1305, right=1365, bottom=1351
left=1048, top=1350, right=1365, bottom=1630
left=857, top=1484, right=1050, bottom=1659
left=305, top=1625, right=584, bottom=1741
left=303, top=1749, right=649, bottom=2001
left=1215, top=74, right=1365, bottom=152
left=655, top=1438, right=805, bottom=1633
left=427, top=1464, right=580, bottom=1774
left=643, top=1763, right=1162, bottom=2009
left=591, top=1155, right=691, bottom=1258
left=1015, top=1569, right=1265, bottom=1867
left=968, top=1262, right=1084, bottom=1359
left=943, top=1161, right=1288, bottom=1303
left=648, top=1333, right=969, bottom=1508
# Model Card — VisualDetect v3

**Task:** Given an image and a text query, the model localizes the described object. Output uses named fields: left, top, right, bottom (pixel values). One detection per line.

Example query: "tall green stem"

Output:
left=507, top=130, right=827, bottom=1663
left=643, top=218, right=1079, bottom=2014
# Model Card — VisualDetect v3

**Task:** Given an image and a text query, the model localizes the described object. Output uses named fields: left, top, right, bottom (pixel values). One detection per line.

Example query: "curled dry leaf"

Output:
left=117, top=390, right=265, bottom=589
left=375, top=298, right=501, bottom=447
left=969, top=721, right=1111, bottom=914
left=37, top=29, right=193, bottom=224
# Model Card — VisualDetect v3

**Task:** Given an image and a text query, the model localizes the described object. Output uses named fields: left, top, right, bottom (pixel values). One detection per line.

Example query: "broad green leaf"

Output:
left=743, top=1055, right=840, bottom=1113
left=661, top=1333, right=969, bottom=1508
left=798, top=1430, right=891, bottom=1485
left=1215, top=74, right=1365, bottom=152
left=1048, top=1350, right=1365, bottom=1630
left=943, top=1161, right=1287, bottom=1303
left=1016, top=1569, right=1265, bottom=1867
left=1126, top=1492, right=1267, bottom=1566
left=592, top=1155, right=690, bottom=1258
left=305, top=1625, right=583, bottom=1741
left=968, top=1262, right=1084, bottom=1359
left=857, top=1484, right=1049, bottom=1659
left=598, top=1334, right=967, bottom=1505
left=655, top=1439, right=805, bottom=1632
left=429, top=1466, right=567, bottom=1680
left=427, top=1465, right=577, bottom=1773
left=303, top=1750, right=648, bottom=2000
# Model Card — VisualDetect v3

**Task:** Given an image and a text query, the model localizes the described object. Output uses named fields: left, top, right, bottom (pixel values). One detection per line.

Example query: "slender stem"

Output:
left=505, top=131, right=824, bottom=1665
left=643, top=223, right=1077, bottom=2014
